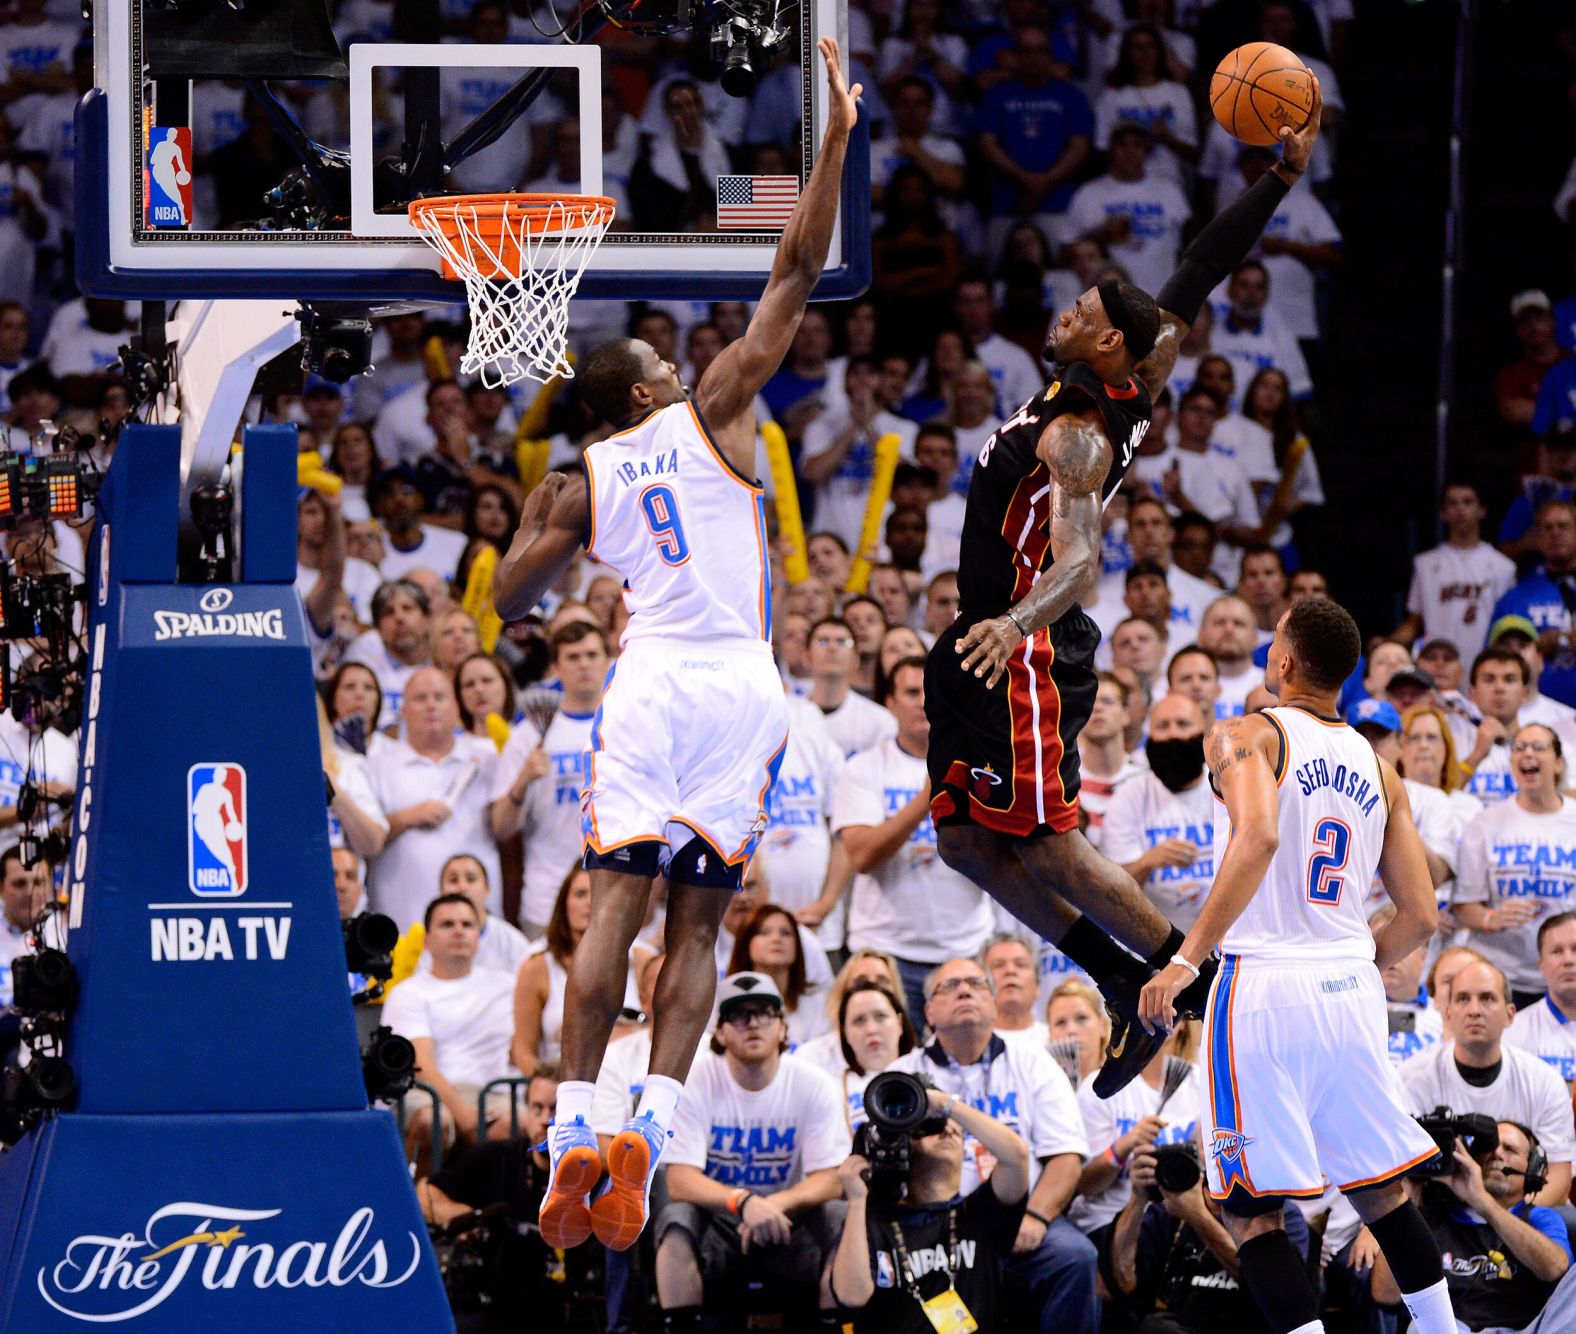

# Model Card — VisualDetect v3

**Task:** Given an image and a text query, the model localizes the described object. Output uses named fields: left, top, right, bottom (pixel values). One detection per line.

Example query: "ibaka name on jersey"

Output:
left=187, top=763, right=249, bottom=897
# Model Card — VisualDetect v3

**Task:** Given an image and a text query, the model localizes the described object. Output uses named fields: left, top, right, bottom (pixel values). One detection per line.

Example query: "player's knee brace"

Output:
left=583, top=839, right=665, bottom=879
left=1364, top=1198, right=1445, bottom=1293
left=667, top=835, right=742, bottom=889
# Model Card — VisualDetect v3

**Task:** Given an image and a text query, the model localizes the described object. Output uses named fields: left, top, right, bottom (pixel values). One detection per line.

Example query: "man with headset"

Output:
left=1370, top=1121, right=1574, bottom=1332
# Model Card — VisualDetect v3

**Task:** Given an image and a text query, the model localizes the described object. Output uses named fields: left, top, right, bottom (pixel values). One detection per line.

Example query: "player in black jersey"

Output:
left=925, top=84, right=1323, bottom=1098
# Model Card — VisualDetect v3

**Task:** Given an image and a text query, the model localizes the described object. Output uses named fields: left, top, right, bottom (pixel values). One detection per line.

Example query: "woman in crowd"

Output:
left=1242, top=366, right=1326, bottom=551
left=876, top=625, right=927, bottom=692
left=323, top=660, right=391, bottom=758
left=585, top=574, right=623, bottom=634
left=1094, top=24, right=1197, bottom=183
left=726, top=902, right=832, bottom=1047
left=798, top=948, right=911, bottom=1070
left=897, top=325, right=973, bottom=423
left=432, top=853, right=534, bottom=979
left=1452, top=723, right=1576, bottom=1008
left=803, top=978, right=919, bottom=1135
left=455, top=482, right=519, bottom=593
left=327, top=422, right=380, bottom=522
left=1047, top=979, right=1110, bottom=1086
left=512, top=866, right=592, bottom=1077
left=1396, top=703, right=1483, bottom=931
left=454, top=651, right=517, bottom=745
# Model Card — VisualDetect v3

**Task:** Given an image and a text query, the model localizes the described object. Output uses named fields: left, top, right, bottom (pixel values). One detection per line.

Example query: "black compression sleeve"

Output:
left=1155, top=171, right=1293, bottom=325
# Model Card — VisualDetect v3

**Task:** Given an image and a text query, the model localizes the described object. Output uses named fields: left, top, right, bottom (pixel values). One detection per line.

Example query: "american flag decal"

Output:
left=717, top=175, right=800, bottom=229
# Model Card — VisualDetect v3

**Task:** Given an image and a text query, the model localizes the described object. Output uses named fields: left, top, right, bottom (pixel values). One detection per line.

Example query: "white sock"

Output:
left=635, top=1074, right=684, bottom=1132
left=554, top=1079, right=596, bottom=1126
left=1399, top=1277, right=1456, bottom=1334
left=1286, top=1322, right=1325, bottom=1334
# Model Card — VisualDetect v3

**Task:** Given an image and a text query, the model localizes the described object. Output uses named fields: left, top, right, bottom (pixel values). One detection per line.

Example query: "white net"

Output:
left=407, top=194, right=616, bottom=389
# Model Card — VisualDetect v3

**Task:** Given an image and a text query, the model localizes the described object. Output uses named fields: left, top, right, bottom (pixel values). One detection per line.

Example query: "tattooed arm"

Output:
left=1139, top=714, right=1281, bottom=1031
left=955, top=408, right=1109, bottom=688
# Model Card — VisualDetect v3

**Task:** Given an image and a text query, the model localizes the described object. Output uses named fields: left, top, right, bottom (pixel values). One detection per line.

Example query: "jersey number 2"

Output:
left=1305, top=818, right=1352, bottom=907
left=640, top=485, right=690, bottom=565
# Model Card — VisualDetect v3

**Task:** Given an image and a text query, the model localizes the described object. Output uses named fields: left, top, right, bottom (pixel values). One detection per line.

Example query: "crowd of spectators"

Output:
left=5, top=0, right=1576, bottom=1330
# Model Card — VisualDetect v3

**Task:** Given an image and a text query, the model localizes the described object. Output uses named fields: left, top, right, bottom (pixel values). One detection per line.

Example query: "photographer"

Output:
left=1370, top=1122, right=1574, bottom=1332
left=1109, top=1138, right=1312, bottom=1333
left=828, top=1080, right=1032, bottom=1332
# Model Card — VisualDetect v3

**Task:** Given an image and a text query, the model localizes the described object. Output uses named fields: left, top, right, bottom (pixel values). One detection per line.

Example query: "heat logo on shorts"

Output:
left=187, top=763, right=248, bottom=897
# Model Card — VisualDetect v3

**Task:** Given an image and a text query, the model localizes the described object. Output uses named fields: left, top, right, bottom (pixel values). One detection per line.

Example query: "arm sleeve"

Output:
left=1155, top=171, right=1292, bottom=324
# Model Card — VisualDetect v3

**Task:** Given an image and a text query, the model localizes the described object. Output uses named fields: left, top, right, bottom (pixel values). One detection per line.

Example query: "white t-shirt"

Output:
left=1257, top=191, right=1343, bottom=340
left=1093, top=83, right=1197, bottom=184
left=379, top=525, right=468, bottom=584
left=295, top=555, right=384, bottom=629
left=996, top=1021, right=1050, bottom=1053
left=0, top=22, right=78, bottom=90
left=1398, top=1040, right=1575, bottom=1168
left=1101, top=773, right=1215, bottom=930
left=592, top=1028, right=651, bottom=1136
left=1454, top=797, right=1576, bottom=991
left=381, top=965, right=517, bottom=1087
left=832, top=737, right=993, bottom=963
left=801, top=407, right=918, bottom=552
left=816, top=690, right=898, bottom=759
left=0, top=715, right=75, bottom=856
left=1131, top=445, right=1260, bottom=542
left=1208, top=303, right=1314, bottom=403
left=1386, top=991, right=1445, bottom=1067
left=1215, top=665, right=1260, bottom=720
left=1405, top=542, right=1518, bottom=659
left=1506, top=997, right=1576, bottom=1088
left=1059, top=173, right=1192, bottom=297
left=39, top=297, right=128, bottom=378
left=12, top=87, right=75, bottom=212
left=761, top=696, right=846, bottom=947
left=666, top=1052, right=852, bottom=1191
left=974, top=332, right=1046, bottom=418
left=1078, top=755, right=1147, bottom=851
left=1461, top=742, right=1517, bottom=806
left=1070, top=1063, right=1204, bottom=1232
left=326, top=750, right=388, bottom=852
left=0, top=919, right=31, bottom=1005
left=343, top=631, right=426, bottom=731
left=921, top=491, right=967, bottom=581
left=365, top=736, right=501, bottom=930
left=895, top=1036, right=1089, bottom=1193
left=489, top=708, right=593, bottom=931
left=1521, top=694, right=1576, bottom=754
left=372, top=380, right=437, bottom=466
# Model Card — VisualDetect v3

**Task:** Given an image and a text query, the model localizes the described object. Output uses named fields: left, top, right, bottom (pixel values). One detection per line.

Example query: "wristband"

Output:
left=1485, top=909, right=1498, bottom=932
left=1278, top=160, right=1304, bottom=176
left=1170, top=953, right=1200, bottom=981
left=1024, top=1208, right=1053, bottom=1228
left=941, top=1093, right=960, bottom=1119
left=1006, top=608, right=1029, bottom=638
left=728, top=1189, right=754, bottom=1216
left=1108, top=1142, right=1128, bottom=1167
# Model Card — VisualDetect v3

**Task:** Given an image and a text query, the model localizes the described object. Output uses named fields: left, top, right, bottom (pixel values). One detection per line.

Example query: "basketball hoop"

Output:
left=407, top=193, right=617, bottom=389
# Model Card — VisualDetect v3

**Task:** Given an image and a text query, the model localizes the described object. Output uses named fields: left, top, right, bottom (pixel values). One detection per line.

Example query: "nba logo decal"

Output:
left=145, top=127, right=193, bottom=228
left=188, top=763, right=248, bottom=897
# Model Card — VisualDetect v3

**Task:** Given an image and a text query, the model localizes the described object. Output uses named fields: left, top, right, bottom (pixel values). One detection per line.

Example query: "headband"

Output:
left=1097, top=278, right=1157, bottom=361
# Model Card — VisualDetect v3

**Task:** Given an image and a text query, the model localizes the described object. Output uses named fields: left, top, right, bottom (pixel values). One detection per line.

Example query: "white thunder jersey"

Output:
left=584, top=401, right=770, bottom=644
left=1218, top=705, right=1390, bottom=962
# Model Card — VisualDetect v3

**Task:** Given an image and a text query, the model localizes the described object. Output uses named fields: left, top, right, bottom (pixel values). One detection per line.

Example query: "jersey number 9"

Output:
left=640, top=484, right=691, bottom=566
left=1305, top=818, right=1352, bottom=907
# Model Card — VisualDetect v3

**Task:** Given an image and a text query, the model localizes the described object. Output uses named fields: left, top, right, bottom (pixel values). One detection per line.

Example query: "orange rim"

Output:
left=407, top=192, right=618, bottom=242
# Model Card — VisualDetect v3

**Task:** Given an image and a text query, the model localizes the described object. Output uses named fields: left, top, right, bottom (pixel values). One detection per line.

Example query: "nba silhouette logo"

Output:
left=188, top=763, right=248, bottom=897
left=145, top=127, right=193, bottom=229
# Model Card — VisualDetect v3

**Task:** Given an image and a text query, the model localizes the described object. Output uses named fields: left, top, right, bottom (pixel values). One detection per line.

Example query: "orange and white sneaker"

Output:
left=538, top=1114, right=603, bottom=1249
left=590, top=1110, right=667, bottom=1251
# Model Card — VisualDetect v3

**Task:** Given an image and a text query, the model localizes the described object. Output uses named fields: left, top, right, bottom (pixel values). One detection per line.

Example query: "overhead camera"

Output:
left=0, top=1058, right=77, bottom=1146
left=850, top=1071, right=942, bottom=1200
left=710, top=0, right=791, bottom=97
left=362, top=1024, right=417, bottom=1102
left=299, top=307, right=374, bottom=384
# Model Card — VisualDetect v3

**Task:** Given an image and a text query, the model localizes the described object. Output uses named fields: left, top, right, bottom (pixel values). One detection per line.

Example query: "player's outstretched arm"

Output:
left=1133, top=79, right=1323, bottom=398
left=694, top=38, right=862, bottom=437
left=1139, top=715, right=1280, bottom=1032
left=493, top=472, right=589, bottom=621
left=1372, top=760, right=1440, bottom=970
left=955, top=409, right=1107, bottom=688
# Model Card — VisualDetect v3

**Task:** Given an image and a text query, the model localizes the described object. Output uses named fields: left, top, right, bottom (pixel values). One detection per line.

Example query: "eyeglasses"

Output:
left=1512, top=740, right=1555, bottom=754
left=812, top=635, right=855, bottom=649
left=931, top=975, right=991, bottom=997
left=723, top=1006, right=780, bottom=1028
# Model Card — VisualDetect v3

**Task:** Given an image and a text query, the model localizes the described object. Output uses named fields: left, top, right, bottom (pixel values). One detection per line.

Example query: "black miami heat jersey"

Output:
left=956, top=363, right=1152, bottom=618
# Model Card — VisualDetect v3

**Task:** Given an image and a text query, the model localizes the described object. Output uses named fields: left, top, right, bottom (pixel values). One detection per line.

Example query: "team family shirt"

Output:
left=1101, top=771, right=1214, bottom=930
left=1506, top=997, right=1576, bottom=1088
left=665, top=1052, right=851, bottom=1190
left=1398, top=1040, right=1575, bottom=1168
left=1453, top=797, right=1576, bottom=991
left=1070, top=1063, right=1204, bottom=1232
left=894, top=1036, right=1089, bottom=1194
left=488, top=709, right=593, bottom=931
left=761, top=697, right=846, bottom=947
left=832, top=737, right=993, bottom=963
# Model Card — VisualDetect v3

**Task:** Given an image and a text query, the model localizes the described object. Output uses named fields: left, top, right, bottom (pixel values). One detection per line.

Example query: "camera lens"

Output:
left=720, top=43, right=757, bottom=98
left=1152, top=1144, right=1202, bottom=1194
left=863, top=1071, right=931, bottom=1134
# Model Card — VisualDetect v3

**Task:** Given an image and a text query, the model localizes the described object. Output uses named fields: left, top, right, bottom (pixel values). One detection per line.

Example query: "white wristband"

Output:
left=1170, top=953, right=1200, bottom=981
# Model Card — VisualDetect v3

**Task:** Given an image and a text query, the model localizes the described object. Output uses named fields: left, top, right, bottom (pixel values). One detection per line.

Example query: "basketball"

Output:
left=1210, top=42, right=1315, bottom=147
left=176, top=169, right=191, bottom=185
left=224, top=821, right=243, bottom=839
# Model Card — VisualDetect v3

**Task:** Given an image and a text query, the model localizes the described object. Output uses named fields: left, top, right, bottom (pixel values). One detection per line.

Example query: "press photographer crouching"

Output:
left=1108, top=1135, right=1313, bottom=1333
left=1370, top=1116, right=1574, bottom=1332
left=828, top=1071, right=1031, bottom=1333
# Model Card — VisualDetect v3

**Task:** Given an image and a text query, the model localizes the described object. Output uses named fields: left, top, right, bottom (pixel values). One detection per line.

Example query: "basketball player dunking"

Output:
left=926, top=88, right=1325, bottom=1095
left=491, top=40, right=861, bottom=1252
left=1139, top=598, right=1457, bottom=1334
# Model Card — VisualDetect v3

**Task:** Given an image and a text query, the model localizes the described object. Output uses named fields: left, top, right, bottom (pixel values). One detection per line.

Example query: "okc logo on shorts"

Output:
left=187, top=763, right=248, bottom=897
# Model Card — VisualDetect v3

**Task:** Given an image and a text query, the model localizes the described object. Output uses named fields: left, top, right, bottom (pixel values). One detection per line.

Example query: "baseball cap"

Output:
left=1384, top=667, right=1436, bottom=695
left=1125, top=559, right=1168, bottom=586
left=367, top=462, right=420, bottom=507
left=1510, top=290, right=1552, bottom=319
left=1346, top=698, right=1401, bottom=733
left=1415, top=635, right=1460, bottom=660
left=716, top=971, right=784, bottom=1019
left=1488, top=614, right=1539, bottom=647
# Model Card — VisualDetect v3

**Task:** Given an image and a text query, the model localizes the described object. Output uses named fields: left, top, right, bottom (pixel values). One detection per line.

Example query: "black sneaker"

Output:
left=1176, top=955, right=1220, bottom=1018
left=1092, top=975, right=1165, bottom=1100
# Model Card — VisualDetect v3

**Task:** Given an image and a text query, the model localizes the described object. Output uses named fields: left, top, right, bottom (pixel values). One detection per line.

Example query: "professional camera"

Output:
left=1146, top=1142, right=1202, bottom=1201
left=851, top=1070, right=943, bottom=1201
left=709, top=0, right=792, bottom=97
left=1407, top=1106, right=1500, bottom=1178
left=298, top=306, right=375, bottom=384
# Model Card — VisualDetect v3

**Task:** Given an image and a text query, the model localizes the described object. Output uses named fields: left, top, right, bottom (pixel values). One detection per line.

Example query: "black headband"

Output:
left=1097, top=278, right=1156, bottom=361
